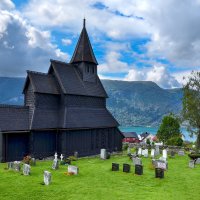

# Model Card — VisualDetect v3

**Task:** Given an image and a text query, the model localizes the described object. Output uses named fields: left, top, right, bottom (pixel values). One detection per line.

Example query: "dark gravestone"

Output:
left=189, top=160, right=195, bottom=168
left=8, top=162, right=14, bottom=170
left=135, top=164, right=143, bottom=175
left=31, top=158, right=36, bottom=166
left=74, top=151, right=78, bottom=159
left=112, top=163, right=119, bottom=171
left=155, top=168, right=164, bottom=178
left=170, top=151, right=175, bottom=157
left=123, top=164, right=130, bottom=173
left=106, top=152, right=111, bottom=159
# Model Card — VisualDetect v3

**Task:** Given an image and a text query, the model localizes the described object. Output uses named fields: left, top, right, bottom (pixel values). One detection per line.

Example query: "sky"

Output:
left=0, top=0, right=200, bottom=89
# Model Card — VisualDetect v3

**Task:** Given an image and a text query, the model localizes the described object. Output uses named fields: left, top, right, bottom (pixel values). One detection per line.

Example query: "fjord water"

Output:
left=119, top=126, right=195, bottom=141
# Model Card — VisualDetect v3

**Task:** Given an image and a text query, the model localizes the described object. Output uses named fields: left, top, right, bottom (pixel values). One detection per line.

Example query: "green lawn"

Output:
left=0, top=154, right=199, bottom=200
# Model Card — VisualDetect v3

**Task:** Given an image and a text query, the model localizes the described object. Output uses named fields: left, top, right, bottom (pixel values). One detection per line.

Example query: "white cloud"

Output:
left=0, top=0, right=15, bottom=10
left=62, top=38, right=72, bottom=46
left=98, top=42, right=131, bottom=73
left=125, top=66, right=181, bottom=88
left=0, top=9, right=68, bottom=77
left=22, top=0, right=149, bottom=39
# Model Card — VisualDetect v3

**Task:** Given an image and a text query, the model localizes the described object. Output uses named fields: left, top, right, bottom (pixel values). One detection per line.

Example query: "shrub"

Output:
left=166, top=137, right=183, bottom=146
left=146, top=138, right=151, bottom=145
left=68, top=156, right=77, bottom=161
left=188, top=153, right=200, bottom=160
left=23, top=155, right=31, bottom=164
left=122, top=143, right=129, bottom=151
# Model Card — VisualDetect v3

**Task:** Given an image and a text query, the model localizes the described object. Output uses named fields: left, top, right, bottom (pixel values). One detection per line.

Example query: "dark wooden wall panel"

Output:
left=32, top=131, right=56, bottom=158
left=5, top=133, right=30, bottom=162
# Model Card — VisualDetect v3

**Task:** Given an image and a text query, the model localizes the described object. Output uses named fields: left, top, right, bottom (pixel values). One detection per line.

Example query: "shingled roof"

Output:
left=62, top=107, right=119, bottom=129
left=0, top=105, right=29, bottom=132
left=70, top=19, right=98, bottom=65
left=23, top=71, right=60, bottom=95
left=50, top=60, right=108, bottom=98
left=30, top=108, right=58, bottom=129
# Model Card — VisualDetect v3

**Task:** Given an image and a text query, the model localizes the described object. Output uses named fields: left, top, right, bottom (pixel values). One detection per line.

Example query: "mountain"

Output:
left=101, top=80, right=183, bottom=126
left=0, top=77, right=183, bottom=126
left=0, top=77, right=25, bottom=105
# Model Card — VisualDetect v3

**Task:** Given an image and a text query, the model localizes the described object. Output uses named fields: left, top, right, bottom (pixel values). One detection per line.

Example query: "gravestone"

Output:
left=155, top=168, right=164, bottom=178
left=74, top=151, right=78, bottom=159
left=8, top=162, right=14, bottom=170
left=178, top=150, right=185, bottom=156
left=100, top=149, right=107, bottom=160
left=162, top=149, right=167, bottom=160
left=189, top=160, right=195, bottom=168
left=143, top=149, right=148, bottom=158
left=170, top=151, right=175, bottom=157
left=142, top=149, right=146, bottom=156
left=60, top=154, right=64, bottom=161
left=133, top=157, right=142, bottom=166
left=135, top=164, right=143, bottom=175
left=31, top=158, right=36, bottom=166
left=123, top=164, right=131, bottom=173
left=156, top=161, right=167, bottom=170
left=152, top=159, right=167, bottom=170
left=54, top=152, right=58, bottom=160
left=44, top=171, right=51, bottom=185
left=112, top=163, right=119, bottom=171
left=13, top=161, right=21, bottom=172
left=151, top=149, right=155, bottom=158
left=195, top=158, right=200, bottom=164
left=138, top=148, right=142, bottom=156
left=68, top=165, right=79, bottom=175
left=155, top=146, right=160, bottom=156
left=52, top=159, right=59, bottom=170
left=23, top=164, right=31, bottom=175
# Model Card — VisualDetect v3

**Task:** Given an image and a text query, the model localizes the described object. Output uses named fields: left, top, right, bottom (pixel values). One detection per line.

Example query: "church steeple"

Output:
left=70, top=19, right=98, bottom=65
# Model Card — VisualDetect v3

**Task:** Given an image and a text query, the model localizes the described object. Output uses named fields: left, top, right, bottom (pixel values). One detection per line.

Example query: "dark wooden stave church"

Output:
left=0, top=20, right=123, bottom=162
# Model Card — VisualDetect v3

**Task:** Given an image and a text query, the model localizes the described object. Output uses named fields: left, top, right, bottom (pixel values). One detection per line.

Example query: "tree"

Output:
left=182, top=71, right=200, bottom=149
left=146, top=138, right=151, bottom=145
left=156, top=114, right=181, bottom=144
left=166, top=136, right=183, bottom=146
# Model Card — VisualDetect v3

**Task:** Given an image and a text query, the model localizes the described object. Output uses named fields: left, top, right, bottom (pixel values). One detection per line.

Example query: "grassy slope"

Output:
left=0, top=155, right=199, bottom=200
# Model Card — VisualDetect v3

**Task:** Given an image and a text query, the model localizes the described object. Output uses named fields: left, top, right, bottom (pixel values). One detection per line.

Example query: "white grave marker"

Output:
left=23, top=164, right=31, bottom=175
left=100, top=149, right=107, bottom=159
left=60, top=154, right=64, bottom=161
left=68, top=165, right=79, bottom=175
left=163, top=149, right=167, bottom=160
left=54, top=152, right=58, bottom=161
left=44, top=171, right=51, bottom=185
left=138, top=148, right=142, bottom=156
left=151, top=149, right=155, bottom=158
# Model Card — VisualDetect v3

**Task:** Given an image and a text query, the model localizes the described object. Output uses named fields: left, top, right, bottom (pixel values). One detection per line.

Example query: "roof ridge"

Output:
left=27, top=70, right=47, bottom=75
left=50, top=59, right=68, bottom=65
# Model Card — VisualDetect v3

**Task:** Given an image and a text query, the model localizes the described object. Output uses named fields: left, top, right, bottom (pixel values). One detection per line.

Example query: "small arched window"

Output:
left=87, top=66, right=89, bottom=73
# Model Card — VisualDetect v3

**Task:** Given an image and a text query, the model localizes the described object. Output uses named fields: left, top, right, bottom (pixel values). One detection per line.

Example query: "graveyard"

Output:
left=0, top=151, right=200, bottom=200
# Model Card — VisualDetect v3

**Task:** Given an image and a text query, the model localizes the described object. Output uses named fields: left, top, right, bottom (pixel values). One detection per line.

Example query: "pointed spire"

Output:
left=70, top=19, right=98, bottom=65
left=83, top=18, right=86, bottom=28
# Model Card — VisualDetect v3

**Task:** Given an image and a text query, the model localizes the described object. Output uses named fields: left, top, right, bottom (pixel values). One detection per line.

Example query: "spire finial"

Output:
left=83, top=18, right=86, bottom=28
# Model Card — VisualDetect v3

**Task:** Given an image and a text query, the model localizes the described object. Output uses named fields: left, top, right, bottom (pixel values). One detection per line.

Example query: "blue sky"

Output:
left=0, top=0, right=200, bottom=88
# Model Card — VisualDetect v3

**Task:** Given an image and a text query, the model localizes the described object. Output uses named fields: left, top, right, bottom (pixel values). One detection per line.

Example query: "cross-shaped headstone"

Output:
left=60, top=154, right=64, bottom=161
left=54, top=152, right=58, bottom=161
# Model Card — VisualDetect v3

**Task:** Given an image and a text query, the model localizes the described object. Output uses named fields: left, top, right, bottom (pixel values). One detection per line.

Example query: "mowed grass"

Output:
left=0, top=154, right=199, bottom=200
